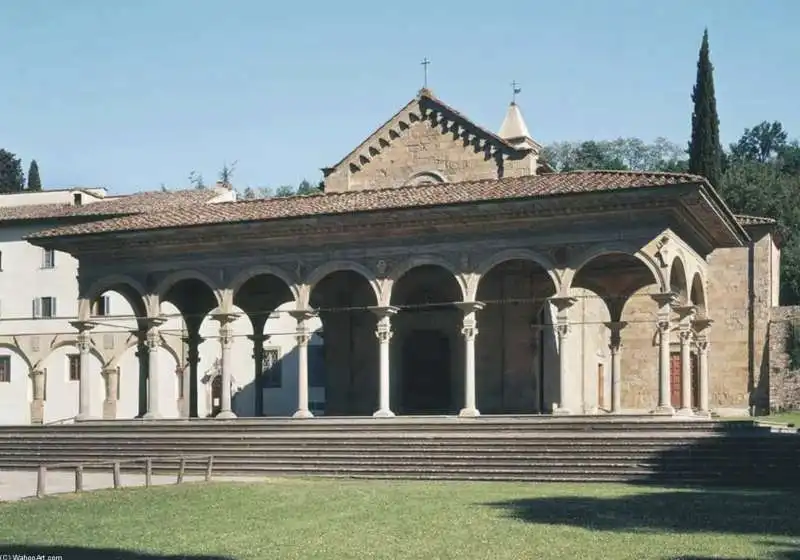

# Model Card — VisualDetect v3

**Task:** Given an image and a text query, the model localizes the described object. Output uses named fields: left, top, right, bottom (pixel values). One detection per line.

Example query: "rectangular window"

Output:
left=0, top=356, right=10, bottom=383
left=261, top=348, right=282, bottom=388
left=42, top=248, right=55, bottom=269
left=309, top=345, right=326, bottom=388
left=68, top=354, right=81, bottom=381
left=92, top=295, right=110, bottom=317
left=32, top=297, right=57, bottom=319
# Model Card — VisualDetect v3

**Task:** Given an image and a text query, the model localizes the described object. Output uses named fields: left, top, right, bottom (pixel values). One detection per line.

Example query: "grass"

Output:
left=1, top=478, right=798, bottom=560
left=758, top=411, right=800, bottom=426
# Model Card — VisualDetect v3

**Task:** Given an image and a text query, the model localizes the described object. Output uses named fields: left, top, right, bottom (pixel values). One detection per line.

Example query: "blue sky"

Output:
left=1, top=0, right=797, bottom=193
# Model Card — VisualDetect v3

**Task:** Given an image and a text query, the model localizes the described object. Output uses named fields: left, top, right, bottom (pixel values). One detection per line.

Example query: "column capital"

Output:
left=211, top=312, right=240, bottom=325
left=28, top=368, right=44, bottom=378
left=651, top=291, right=678, bottom=309
left=555, top=322, right=570, bottom=339
left=674, top=304, right=697, bottom=323
left=678, top=329, right=693, bottom=343
left=656, top=317, right=671, bottom=334
left=69, top=320, right=96, bottom=332
left=101, top=366, right=118, bottom=376
left=289, top=309, right=317, bottom=322
left=454, top=301, right=485, bottom=315
left=695, top=337, right=709, bottom=352
left=461, top=325, right=478, bottom=341
left=692, top=317, right=714, bottom=335
left=549, top=296, right=577, bottom=312
left=370, top=305, right=399, bottom=318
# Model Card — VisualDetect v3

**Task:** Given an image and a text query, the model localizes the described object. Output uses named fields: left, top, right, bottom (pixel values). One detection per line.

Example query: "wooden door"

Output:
left=669, top=352, right=681, bottom=408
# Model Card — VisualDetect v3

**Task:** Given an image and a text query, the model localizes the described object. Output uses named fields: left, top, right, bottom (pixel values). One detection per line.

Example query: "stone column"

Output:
left=290, top=310, right=316, bottom=419
left=605, top=321, right=627, bottom=414
left=651, top=293, right=676, bottom=414
left=212, top=312, right=239, bottom=419
left=143, top=318, right=166, bottom=419
left=70, top=321, right=95, bottom=421
left=675, top=305, right=696, bottom=416
left=185, top=333, right=203, bottom=418
left=693, top=318, right=713, bottom=416
left=29, top=369, right=45, bottom=425
left=102, top=367, right=119, bottom=420
left=249, top=333, right=266, bottom=417
left=372, top=306, right=398, bottom=418
left=550, top=297, right=577, bottom=415
left=456, top=302, right=484, bottom=417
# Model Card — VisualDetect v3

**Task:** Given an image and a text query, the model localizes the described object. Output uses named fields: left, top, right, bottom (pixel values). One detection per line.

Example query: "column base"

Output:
left=292, top=409, right=314, bottom=419
left=215, top=410, right=237, bottom=419
left=675, top=407, right=694, bottom=417
left=102, top=400, right=117, bottom=420
left=373, top=409, right=395, bottom=418
left=30, top=400, right=44, bottom=425
left=142, top=411, right=162, bottom=420
left=651, top=405, right=675, bottom=415
left=694, top=409, right=711, bottom=418
left=553, top=407, right=572, bottom=415
left=75, top=412, right=93, bottom=422
left=458, top=407, right=480, bottom=418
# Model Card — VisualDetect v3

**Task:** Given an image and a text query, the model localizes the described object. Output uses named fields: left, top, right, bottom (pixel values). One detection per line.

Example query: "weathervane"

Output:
left=511, top=80, right=521, bottom=104
left=421, top=57, right=430, bottom=89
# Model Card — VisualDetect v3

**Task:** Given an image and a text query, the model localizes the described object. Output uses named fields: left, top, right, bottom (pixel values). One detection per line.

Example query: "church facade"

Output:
left=25, top=89, right=781, bottom=420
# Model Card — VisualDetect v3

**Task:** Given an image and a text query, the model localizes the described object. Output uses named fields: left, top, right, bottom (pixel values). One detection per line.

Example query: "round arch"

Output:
left=668, top=256, right=690, bottom=305
left=304, top=261, right=380, bottom=308
left=468, top=249, right=561, bottom=301
left=690, top=271, right=708, bottom=316
left=0, top=342, right=32, bottom=371
left=229, top=265, right=298, bottom=300
left=566, top=245, right=666, bottom=293
left=156, top=270, right=221, bottom=306
left=384, top=255, right=466, bottom=307
left=81, top=274, right=149, bottom=319
left=43, top=339, right=104, bottom=366
left=405, top=170, right=446, bottom=186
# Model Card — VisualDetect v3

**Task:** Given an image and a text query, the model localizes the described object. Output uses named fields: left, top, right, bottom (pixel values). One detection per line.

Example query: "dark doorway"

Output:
left=401, top=329, right=452, bottom=414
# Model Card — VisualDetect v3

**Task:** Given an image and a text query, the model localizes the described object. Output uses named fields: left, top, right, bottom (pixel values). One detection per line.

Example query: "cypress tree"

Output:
left=27, top=160, right=42, bottom=191
left=0, top=149, right=25, bottom=193
left=688, top=29, right=723, bottom=188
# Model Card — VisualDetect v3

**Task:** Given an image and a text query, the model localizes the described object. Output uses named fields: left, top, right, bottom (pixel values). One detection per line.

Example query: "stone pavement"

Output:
left=0, top=469, right=260, bottom=502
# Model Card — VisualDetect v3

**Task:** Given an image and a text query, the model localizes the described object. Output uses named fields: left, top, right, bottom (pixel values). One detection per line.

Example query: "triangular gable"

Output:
left=322, top=89, right=542, bottom=192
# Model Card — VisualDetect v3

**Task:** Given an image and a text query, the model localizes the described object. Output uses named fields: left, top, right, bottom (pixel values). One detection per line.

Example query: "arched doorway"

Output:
left=401, top=329, right=452, bottom=414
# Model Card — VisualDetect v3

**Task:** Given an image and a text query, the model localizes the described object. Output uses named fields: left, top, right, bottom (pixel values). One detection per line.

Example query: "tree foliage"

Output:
left=688, top=29, right=723, bottom=188
left=26, top=160, right=42, bottom=191
left=0, top=149, right=25, bottom=193
left=543, top=138, right=687, bottom=172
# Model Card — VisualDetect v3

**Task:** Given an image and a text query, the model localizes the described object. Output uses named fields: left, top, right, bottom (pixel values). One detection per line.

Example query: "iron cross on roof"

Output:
left=421, top=57, right=430, bottom=88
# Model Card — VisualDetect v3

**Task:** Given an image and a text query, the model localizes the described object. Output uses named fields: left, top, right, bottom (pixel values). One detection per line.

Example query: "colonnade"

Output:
left=58, top=290, right=712, bottom=420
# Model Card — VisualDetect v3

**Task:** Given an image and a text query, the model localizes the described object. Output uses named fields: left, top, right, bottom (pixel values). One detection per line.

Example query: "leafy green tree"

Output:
left=218, top=161, right=237, bottom=188
left=26, top=160, right=42, bottom=191
left=543, top=138, right=687, bottom=172
left=296, top=179, right=320, bottom=195
left=688, top=29, right=723, bottom=188
left=275, top=185, right=295, bottom=197
left=729, top=121, right=788, bottom=164
left=189, top=170, right=206, bottom=189
left=0, top=149, right=25, bottom=193
left=242, top=187, right=256, bottom=200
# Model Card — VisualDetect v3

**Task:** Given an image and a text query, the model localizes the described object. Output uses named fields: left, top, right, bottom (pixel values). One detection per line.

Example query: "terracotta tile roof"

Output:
left=27, top=170, right=707, bottom=240
left=735, top=214, right=777, bottom=226
left=0, top=189, right=224, bottom=224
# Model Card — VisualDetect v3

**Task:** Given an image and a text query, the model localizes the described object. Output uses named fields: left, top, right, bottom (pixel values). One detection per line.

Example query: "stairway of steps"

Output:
left=0, top=416, right=797, bottom=487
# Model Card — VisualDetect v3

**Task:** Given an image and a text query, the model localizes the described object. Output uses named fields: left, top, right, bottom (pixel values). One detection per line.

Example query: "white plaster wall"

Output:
left=0, top=351, right=31, bottom=425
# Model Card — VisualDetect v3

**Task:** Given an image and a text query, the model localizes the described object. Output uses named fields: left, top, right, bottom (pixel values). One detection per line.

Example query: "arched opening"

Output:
left=390, top=265, right=463, bottom=415
left=41, top=342, right=104, bottom=423
left=669, top=257, right=689, bottom=305
left=690, top=272, right=706, bottom=318
left=571, top=251, right=662, bottom=414
left=474, top=259, right=557, bottom=414
left=233, top=273, right=295, bottom=417
left=82, top=283, right=151, bottom=419
left=309, top=269, right=378, bottom=416
left=160, top=276, right=220, bottom=418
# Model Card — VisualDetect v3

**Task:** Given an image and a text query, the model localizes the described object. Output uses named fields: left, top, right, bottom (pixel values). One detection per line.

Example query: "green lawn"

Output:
left=1, top=479, right=798, bottom=560
left=758, top=411, right=800, bottom=426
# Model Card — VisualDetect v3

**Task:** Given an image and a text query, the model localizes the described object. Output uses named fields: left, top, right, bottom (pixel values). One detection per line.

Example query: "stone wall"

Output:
left=767, top=305, right=800, bottom=411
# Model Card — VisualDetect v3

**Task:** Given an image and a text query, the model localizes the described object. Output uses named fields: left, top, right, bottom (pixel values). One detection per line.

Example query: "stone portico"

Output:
left=25, top=89, right=773, bottom=420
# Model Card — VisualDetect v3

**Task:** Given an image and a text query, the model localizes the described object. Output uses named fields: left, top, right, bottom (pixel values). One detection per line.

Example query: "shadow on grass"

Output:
left=0, top=545, right=235, bottom=560
left=486, top=488, right=800, bottom=538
